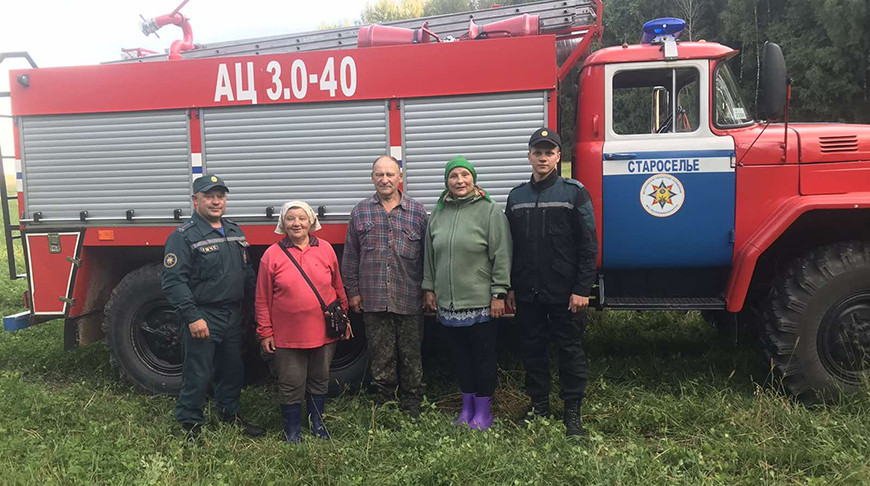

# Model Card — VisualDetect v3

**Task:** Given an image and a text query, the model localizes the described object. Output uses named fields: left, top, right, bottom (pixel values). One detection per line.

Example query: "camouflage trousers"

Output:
left=363, top=312, right=424, bottom=408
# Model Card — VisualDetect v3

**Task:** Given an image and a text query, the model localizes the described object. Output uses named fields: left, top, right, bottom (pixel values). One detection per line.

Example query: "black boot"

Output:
left=180, top=422, right=203, bottom=443
left=563, top=399, right=586, bottom=437
left=220, top=413, right=266, bottom=438
left=282, top=404, right=303, bottom=444
left=521, top=397, right=551, bottom=421
left=306, top=394, right=330, bottom=439
left=400, top=398, right=422, bottom=419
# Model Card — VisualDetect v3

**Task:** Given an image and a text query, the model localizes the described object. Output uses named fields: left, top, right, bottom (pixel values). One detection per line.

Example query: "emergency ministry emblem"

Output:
left=210, top=176, right=218, bottom=182
left=164, top=253, right=178, bottom=268
left=640, top=173, right=684, bottom=217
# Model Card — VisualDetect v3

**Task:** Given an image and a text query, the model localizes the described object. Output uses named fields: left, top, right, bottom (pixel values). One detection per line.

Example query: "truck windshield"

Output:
left=714, top=62, right=753, bottom=127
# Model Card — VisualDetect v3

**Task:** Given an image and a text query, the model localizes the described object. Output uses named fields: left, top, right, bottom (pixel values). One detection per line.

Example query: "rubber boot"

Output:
left=454, top=392, right=476, bottom=426
left=306, top=394, right=330, bottom=439
left=469, top=396, right=494, bottom=431
left=563, top=399, right=586, bottom=437
left=281, top=404, right=303, bottom=444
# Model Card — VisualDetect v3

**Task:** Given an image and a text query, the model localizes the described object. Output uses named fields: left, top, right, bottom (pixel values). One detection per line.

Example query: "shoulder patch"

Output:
left=164, top=253, right=178, bottom=268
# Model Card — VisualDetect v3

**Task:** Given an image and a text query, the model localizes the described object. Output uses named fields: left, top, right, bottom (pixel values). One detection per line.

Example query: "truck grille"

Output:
left=819, top=135, right=858, bottom=153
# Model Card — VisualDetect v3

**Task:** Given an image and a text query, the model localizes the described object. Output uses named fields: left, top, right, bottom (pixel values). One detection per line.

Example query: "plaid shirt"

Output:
left=342, top=192, right=428, bottom=315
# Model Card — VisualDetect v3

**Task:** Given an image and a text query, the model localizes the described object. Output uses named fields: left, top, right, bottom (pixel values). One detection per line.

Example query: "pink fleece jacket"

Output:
left=255, top=237, right=348, bottom=349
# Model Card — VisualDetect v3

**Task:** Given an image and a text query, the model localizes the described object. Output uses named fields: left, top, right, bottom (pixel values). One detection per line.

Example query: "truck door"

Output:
left=601, top=60, right=736, bottom=300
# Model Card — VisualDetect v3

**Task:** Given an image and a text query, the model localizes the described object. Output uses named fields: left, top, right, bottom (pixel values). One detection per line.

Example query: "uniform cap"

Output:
left=193, top=174, right=229, bottom=194
left=528, top=128, right=561, bottom=149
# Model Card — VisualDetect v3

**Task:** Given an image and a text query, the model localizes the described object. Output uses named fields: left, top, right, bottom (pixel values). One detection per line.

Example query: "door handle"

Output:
left=604, top=153, right=637, bottom=160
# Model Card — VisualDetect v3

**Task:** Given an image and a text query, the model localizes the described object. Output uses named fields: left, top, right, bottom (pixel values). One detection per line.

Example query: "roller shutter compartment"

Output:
left=202, top=101, right=389, bottom=219
left=20, top=110, right=192, bottom=222
left=402, top=91, right=545, bottom=210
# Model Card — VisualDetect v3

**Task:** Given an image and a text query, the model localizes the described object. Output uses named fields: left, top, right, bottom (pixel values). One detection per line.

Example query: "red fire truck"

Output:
left=3, top=0, right=869, bottom=402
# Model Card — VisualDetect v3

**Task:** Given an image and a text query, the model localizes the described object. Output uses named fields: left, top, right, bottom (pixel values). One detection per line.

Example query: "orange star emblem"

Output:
left=647, top=180, right=678, bottom=209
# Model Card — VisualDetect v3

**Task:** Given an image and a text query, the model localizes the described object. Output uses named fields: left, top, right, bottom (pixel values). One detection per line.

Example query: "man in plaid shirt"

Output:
left=342, top=155, right=429, bottom=416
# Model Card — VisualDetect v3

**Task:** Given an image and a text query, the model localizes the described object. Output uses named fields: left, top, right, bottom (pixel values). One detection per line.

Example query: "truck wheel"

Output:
left=327, top=313, right=370, bottom=396
left=763, top=242, right=870, bottom=403
left=103, top=264, right=182, bottom=395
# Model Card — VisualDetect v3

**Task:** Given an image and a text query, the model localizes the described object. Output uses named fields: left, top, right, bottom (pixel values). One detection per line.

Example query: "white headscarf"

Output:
left=274, top=200, right=322, bottom=235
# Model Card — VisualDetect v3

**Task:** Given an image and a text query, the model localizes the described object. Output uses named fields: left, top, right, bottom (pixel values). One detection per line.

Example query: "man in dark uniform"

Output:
left=505, top=128, right=598, bottom=437
left=162, top=174, right=265, bottom=440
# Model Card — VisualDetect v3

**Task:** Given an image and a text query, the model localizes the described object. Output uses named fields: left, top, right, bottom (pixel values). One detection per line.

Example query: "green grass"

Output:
left=0, top=192, right=869, bottom=484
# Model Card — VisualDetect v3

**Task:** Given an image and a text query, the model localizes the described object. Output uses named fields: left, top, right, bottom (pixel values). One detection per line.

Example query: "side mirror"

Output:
left=760, top=41, right=787, bottom=121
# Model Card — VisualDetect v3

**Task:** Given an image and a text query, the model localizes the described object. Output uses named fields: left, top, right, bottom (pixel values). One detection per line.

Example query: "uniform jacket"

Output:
left=162, top=212, right=255, bottom=325
left=505, top=170, right=598, bottom=303
left=255, top=236, right=348, bottom=349
left=422, top=192, right=512, bottom=310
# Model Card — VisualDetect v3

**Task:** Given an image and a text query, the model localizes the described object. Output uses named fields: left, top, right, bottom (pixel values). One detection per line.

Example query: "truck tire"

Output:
left=763, top=242, right=870, bottom=403
left=103, top=264, right=183, bottom=395
left=327, top=312, right=370, bottom=396
left=103, top=264, right=370, bottom=396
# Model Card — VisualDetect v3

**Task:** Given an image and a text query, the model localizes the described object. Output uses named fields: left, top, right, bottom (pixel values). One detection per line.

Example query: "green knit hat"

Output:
left=435, top=156, right=491, bottom=211
left=444, top=156, right=477, bottom=185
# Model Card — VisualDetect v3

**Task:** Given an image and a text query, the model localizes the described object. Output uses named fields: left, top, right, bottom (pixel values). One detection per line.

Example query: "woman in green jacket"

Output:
left=423, top=156, right=512, bottom=431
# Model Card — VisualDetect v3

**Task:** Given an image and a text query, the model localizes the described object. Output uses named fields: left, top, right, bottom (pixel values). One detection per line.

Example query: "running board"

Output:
left=3, top=311, right=32, bottom=331
left=605, top=297, right=726, bottom=311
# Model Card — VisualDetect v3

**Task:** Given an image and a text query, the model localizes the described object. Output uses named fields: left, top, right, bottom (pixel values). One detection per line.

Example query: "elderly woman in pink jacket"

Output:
left=256, top=200, right=351, bottom=443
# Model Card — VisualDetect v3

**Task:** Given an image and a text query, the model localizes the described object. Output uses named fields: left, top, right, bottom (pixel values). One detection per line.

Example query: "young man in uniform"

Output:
left=342, top=155, right=429, bottom=416
left=162, top=174, right=265, bottom=441
left=505, top=128, right=598, bottom=437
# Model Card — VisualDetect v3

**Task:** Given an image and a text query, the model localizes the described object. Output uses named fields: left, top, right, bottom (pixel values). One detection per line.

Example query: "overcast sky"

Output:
left=0, top=0, right=370, bottom=169
left=0, top=0, right=369, bottom=68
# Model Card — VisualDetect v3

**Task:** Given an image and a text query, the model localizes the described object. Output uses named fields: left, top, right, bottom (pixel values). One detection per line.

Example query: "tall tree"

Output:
left=423, top=0, right=470, bottom=16
left=423, top=0, right=539, bottom=17
left=673, top=0, right=700, bottom=40
left=362, top=0, right=426, bottom=23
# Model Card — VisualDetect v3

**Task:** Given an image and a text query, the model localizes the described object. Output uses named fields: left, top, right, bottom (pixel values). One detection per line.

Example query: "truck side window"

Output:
left=612, top=67, right=700, bottom=135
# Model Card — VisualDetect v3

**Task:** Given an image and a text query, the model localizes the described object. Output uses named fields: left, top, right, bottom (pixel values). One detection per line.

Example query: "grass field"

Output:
left=0, top=204, right=868, bottom=484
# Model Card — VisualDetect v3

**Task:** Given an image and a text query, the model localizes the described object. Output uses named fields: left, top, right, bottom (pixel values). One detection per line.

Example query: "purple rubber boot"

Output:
left=454, top=393, right=476, bottom=426
left=469, top=396, right=493, bottom=431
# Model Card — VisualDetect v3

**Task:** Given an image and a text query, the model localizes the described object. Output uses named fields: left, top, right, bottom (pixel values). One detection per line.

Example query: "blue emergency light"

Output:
left=641, top=18, right=686, bottom=44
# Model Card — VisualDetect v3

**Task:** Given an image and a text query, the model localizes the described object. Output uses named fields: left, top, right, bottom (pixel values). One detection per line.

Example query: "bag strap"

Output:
left=278, top=242, right=328, bottom=312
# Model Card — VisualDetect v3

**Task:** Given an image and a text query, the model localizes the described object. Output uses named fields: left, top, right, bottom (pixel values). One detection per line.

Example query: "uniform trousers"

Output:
left=515, top=299, right=588, bottom=402
left=363, top=312, right=424, bottom=405
left=176, top=304, right=244, bottom=425
left=446, top=319, right=498, bottom=397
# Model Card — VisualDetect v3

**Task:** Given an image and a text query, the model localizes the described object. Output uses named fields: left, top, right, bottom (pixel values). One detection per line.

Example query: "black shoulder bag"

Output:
left=278, top=243, right=349, bottom=338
